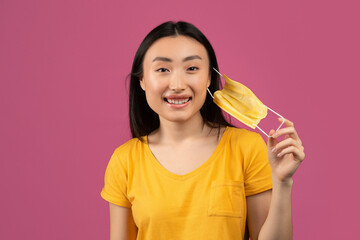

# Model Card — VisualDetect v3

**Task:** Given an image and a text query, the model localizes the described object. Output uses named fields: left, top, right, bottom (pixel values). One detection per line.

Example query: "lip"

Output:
left=164, top=96, right=192, bottom=109
left=164, top=94, right=192, bottom=100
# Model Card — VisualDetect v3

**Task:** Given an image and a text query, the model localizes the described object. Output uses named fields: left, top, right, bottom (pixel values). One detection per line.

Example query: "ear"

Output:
left=207, top=77, right=211, bottom=88
left=139, top=77, right=145, bottom=91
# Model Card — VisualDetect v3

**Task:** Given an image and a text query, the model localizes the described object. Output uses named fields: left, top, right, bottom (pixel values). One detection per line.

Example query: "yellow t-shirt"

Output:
left=100, top=126, right=273, bottom=239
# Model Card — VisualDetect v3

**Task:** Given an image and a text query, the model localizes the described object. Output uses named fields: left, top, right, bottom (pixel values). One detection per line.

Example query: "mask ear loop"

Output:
left=207, top=88, right=214, bottom=99
left=211, top=67, right=285, bottom=138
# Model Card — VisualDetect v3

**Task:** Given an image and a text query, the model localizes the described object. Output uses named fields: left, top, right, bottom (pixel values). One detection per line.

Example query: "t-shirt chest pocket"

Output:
left=208, top=180, right=246, bottom=218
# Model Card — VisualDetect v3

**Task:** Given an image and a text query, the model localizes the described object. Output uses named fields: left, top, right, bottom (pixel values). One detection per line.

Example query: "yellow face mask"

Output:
left=208, top=68, right=285, bottom=137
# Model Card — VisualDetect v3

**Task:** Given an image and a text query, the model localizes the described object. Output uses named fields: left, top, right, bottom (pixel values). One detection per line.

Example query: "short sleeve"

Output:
left=244, top=133, right=273, bottom=196
left=100, top=150, right=132, bottom=208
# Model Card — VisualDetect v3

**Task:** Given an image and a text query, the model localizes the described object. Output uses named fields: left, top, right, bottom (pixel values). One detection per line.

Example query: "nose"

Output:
left=169, top=72, right=186, bottom=91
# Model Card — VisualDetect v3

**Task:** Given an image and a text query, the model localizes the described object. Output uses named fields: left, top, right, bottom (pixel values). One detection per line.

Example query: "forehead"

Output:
left=144, top=36, right=209, bottom=63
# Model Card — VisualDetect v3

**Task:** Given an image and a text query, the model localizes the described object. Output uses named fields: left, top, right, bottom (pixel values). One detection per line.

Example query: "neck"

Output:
left=152, top=113, right=211, bottom=145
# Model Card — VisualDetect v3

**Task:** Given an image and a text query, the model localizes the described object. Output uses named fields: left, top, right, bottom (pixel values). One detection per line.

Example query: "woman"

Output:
left=100, top=21, right=305, bottom=240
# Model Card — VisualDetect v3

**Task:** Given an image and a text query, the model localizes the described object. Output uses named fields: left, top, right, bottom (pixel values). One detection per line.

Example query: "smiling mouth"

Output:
left=164, top=97, right=192, bottom=105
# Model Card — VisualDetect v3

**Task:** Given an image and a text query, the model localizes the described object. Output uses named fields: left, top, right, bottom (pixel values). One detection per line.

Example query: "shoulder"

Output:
left=107, top=137, right=147, bottom=169
left=105, top=137, right=146, bottom=173
left=226, top=126, right=263, bottom=143
left=113, top=137, right=146, bottom=158
left=224, top=126, right=266, bottom=153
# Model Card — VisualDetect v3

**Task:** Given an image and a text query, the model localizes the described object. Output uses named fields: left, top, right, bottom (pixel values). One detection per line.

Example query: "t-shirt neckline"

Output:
left=143, top=126, right=230, bottom=181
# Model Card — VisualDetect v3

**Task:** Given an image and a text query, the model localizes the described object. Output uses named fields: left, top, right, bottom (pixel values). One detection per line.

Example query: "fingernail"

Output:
left=277, top=153, right=282, bottom=157
left=271, top=147, right=277, bottom=153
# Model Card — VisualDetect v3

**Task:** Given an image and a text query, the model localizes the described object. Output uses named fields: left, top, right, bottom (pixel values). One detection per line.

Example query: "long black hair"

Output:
left=128, top=21, right=233, bottom=141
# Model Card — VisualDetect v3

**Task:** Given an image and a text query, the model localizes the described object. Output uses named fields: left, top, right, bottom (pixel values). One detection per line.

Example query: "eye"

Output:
left=187, top=66, right=199, bottom=71
left=156, top=68, right=169, bottom=73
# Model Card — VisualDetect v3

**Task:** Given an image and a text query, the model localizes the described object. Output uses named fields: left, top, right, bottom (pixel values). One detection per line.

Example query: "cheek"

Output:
left=145, top=80, right=165, bottom=96
left=143, top=78, right=166, bottom=108
left=144, top=91, right=162, bottom=115
left=192, top=73, right=210, bottom=91
left=146, top=72, right=166, bottom=89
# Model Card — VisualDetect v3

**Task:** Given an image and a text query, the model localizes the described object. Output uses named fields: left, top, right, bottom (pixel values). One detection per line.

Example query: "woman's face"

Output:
left=140, top=35, right=211, bottom=124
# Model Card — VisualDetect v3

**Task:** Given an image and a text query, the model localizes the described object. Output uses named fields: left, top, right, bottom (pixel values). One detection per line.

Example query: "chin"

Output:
left=163, top=116, right=191, bottom=123
left=160, top=111, right=203, bottom=124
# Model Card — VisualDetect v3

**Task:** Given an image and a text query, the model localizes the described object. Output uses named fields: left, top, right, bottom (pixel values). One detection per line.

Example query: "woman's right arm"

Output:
left=109, top=203, right=138, bottom=240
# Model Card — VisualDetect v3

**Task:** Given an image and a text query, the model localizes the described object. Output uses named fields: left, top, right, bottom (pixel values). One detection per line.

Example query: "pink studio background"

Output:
left=1, top=0, right=359, bottom=239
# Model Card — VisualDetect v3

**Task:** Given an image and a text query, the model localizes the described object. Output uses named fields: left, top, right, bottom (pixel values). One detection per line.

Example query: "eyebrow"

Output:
left=152, top=55, right=202, bottom=63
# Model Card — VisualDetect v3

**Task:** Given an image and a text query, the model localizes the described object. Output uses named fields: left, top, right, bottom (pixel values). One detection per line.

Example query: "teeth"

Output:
left=167, top=98, right=190, bottom=105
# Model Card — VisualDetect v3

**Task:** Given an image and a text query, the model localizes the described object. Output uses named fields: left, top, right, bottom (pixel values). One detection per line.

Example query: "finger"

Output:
left=276, top=118, right=302, bottom=144
left=278, top=118, right=294, bottom=127
left=271, top=138, right=302, bottom=154
left=273, top=127, right=301, bottom=144
left=276, top=146, right=306, bottom=161
left=267, top=129, right=278, bottom=147
left=273, top=126, right=298, bottom=138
